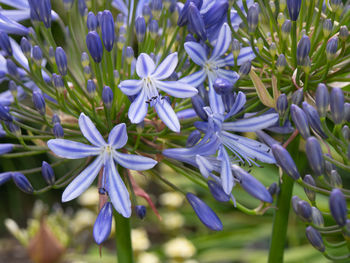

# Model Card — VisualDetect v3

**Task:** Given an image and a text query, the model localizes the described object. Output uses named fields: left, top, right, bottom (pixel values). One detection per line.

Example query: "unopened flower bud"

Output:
left=41, top=161, right=55, bottom=185
left=87, top=12, right=97, bottom=31
left=276, top=54, right=287, bottom=73
left=6, top=121, right=21, bottom=136
left=329, top=188, right=347, bottom=226
left=186, top=130, right=201, bottom=147
left=142, top=5, right=152, bottom=23
left=339, top=26, right=349, bottom=41
left=102, top=86, right=113, bottom=108
left=32, top=45, right=43, bottom=65
left=297, top=35, right=310, bottom=65
left=52, top=114, right=61, bottom=124
left=101, top=10, right=115, bottom=52
left=239, top=60, right=251, bottom=76
left=326, top=37, right=338, bottom=61
left=297, top=200, right=312, bottom=222
left=0, top=32, right=12, bottom=56
left=330, top=88, right=344, bottom=124
left=330, top=0, right=342, bottom=12
left=306, top=137, right=325, bottom=176
left=257, top=38, right=264, bottom=52
left=281, top=20, right=291, bottom=39
left=247, top=4, right=259, bottom=33
left=292, top=195, right=302, bottom=214
left=268, top=182, right=278, bottom=196
left=291, top=88, right=303, bottom=105
left=117, top=34, right=126, bottom=49
left=188, top=3, right=207, bottom=41
left=287, top=0, right=301, bottom=21
left=125, top=46, right=134, bottom=64
left=52, top=74, right=65, bottom=93
left=53, top=122, right=64, bottom=138
left=8, top=81, right=17, bottom=97
left=276, top=94, right=288, bottom=118
left=20, top=37, right=31, bottom=57
left=269, top=43, right=277, bottom=57
left=150, top=0, right=163, bottom=19
left=0, top=104, right=13, bottom=121
left=55, top=47, right=68, bottom=76
left=280, top=0, right=287, bottom=11
left=305, top=226, right=325, bottom=252
left=207, top=180, right=231, bottom=202
left=149, top=20, right=159, bottom=39
left=93, top=202, right=113, bottom=244
left=269, top=1, right=276, bottom=13
left=315, top=83, right=329, bottom=118
left=114, top=70, right=120, bottom=83
left=83, top=66, right=91, bottom=78
left=301, top=56, right=311, bottom=74
left=191, top=95, right=208, bottom=121
left=135, top=205, right=147, bottom=219
left=12, top=173, right=33, bottom=194
left=290, top=104, right=310, bottom=139
left=302, top=102, right=327, bottom=138
left=277, top=13, right=285, bottom=27
left=330, top=169, right=342, bottom=188
left=311, top=207, right=324, bottom=227
left=342, top=125, right=349, bottom=141
left=303, top=174, right=316, bottom=202
left=32, top=89, right=46, bottom=115
left=271, top=144, right=300, bottom=180
left=232, top=39, right=241, bottom=59
left=86, top=31, right=103, bottom=63
left=344, top=103, right=350, bottom=122
left=323, top=19, right=333, bottom=38
left=135, top=16, right=146, bottom=42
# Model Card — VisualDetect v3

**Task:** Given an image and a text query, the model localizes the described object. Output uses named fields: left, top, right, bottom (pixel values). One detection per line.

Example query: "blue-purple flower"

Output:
left=119, top=52, right=198, bottom=132
left=47, top=113, right=157, bottom=217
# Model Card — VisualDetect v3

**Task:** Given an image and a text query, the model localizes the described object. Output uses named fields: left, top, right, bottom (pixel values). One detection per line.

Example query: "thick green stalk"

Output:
left=114, top=212, right=134, bottom=263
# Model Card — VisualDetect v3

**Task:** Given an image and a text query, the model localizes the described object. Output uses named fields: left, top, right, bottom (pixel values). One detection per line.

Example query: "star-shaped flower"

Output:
left=47, top=113, right=157, bottom=218
left=119, top=52, right=198, bottom=132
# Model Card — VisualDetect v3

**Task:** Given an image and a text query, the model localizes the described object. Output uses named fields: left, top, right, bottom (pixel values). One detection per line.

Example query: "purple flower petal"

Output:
left=47, top=139, right=101, bottom=159
left=79, top=113, right=106, bottom=147
left=155, top=99, right=180, bottom=132
left=184, top=42, right=207, bottom=66
left=108, top=123, right=128, bottom=149
left=118, top=79, right=143, bottom=96
left=136, top=53, right=155, bottom=77
left=152, top=52, right=178, bottom=80
left=156, top=80, right=198, bottom=98
left=128, top=89, right=148, bottom=124
left=114, top=151, right=157, bottom=170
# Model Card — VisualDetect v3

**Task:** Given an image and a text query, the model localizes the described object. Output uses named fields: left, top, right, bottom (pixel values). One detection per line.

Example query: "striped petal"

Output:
left=155, top=99, right=180, bottom=132
left=237, top=47, right=256, bottom=65
left=79, top=113, right=106, bottom=147
left=62, top=156, right=103, bottom=202
left=152, top=52, right=178, bottom=80
left=47, top=139, right=101, bottom=159
left=136, top=53, right=155, bottom=78
left=156, top=80, right=198, bottom=98
left=222, top=113, right=279, bottom=132
left=216, top=69, right=239, bottom=84
left=128, top=89, right=148, bottom=124
left=208, top=74, right=225, bottom=115
left=114, top=151, right=157, bottom=170
left=184, top=42, right=207, bottom=66
left=0, top=0, right=29, bottom=9
left=211, top=23, right=231, bottom=60
left=0, top=13, right=29, bottom=35
left=225, top=91, right=246, bottom=119
left=0, top=10, right=30, bottom=22
left=118, top=79, right=143, bottom=96
left=180, top=69, right=206, bottom=88
left=217, top=146, right=234, bottom=195
left=196, top=155, right=213, bottom=179
left=106, top=157, right=131, bottom=218
left=108, top=123, right=128, bottom=149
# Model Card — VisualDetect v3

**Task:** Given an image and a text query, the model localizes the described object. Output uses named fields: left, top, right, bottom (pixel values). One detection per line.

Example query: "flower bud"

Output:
left=186, top=130, right=201, bottom=147
left=339, top=26, right=349, bottom=41
left=102, top=86, right=113, bottom=109
left=301, top=56, right=311, bottom=74
left=52, top=114, right=61, bottom=124
left=52, top=74, right=65, bottom=93
left=329, top=188, right=347, bottom=226
left=177, top=0, right=203, bottom=26
left=268, top=182, right=278, bottom=196
left=142, top=5, right=152, bottom=23
left=81, top=52, right=90, bottom=68
left=305, top=226, right=325, bottom=252
left=256, top=130, right=281, bottom=148
left=297, top=200, right=312, bottom=222
left=291, top=89, right=303, bottom=105
left=6, top=121, right=21, bottom=136
left=276, top=54, right=287, bottom=73
left=188, top=3, right=207, bottom=41
left=281, top=20, right=291, bottom=39
left=93, top=202, right=113, bottom=244
left=0, top=104, right=13, bottom=121
left=326, top=36, right=338, bottom=61
left=247, top=4, right=259, bottom=33
left=330, top=169, right=342, bottom=188
left=315, top=83, right=329, bottom=118
left=323, top=19, right=332, bottom=38
left=290, top=104, right=310, bottom=139
left=306, top=137, right=325, bottom=176
left=114, top=70, right=120, bottom=83
left=232, top=39, right=241, bottom=59
left=12, top=173, right=33, bottom=194
left=257, top=38, right=264, bottom=52
left=239, top=60, right=251, bottom=76
left=32, top=89, right=46, bottom=115
left=303, top=174, right=316, bottom=202
left=330, top=0, right=342, bottom=12
left=186, top=193, right=223, bottom=231
left=135, top=205, right=147, bottom=219
left=276, top=94, right=288, bottom=118
left=297, top=35, right=310, bottom=65
left=86, top=31, right=103, bottom=63
left=287, top=0, right=301, bottom=21
left=53, top=122, right=64, bottom=138
left=149, top=20, right=159, bottom=39
left=135, top=16, right=146, bottom=42
left=101, top=10, right=115, bottom=52
left=125, top=46, right=134, bottom=64
left=0, top=172, right=12, bottom=186
left=277, top=13, right=285, bottom=26
left=20, top=37, right=31, bottom=57
left=32, top=45, right=43, bottom=64
left=55, top=47, right=68, bottom=76
left=8, top=80, right=17, bottom=97
left=41, top=161, right=55, bottom=185
left=269, top=43, right=277, bottom=57
left=272, top=144, right=300, bottom=180
left=191, top=95, right=208, bottom=121
left=116, top=13, right=125, bottom=28
left=302, top=102, right=327, bottom=138
left=78, top=0, right=87, bottom=16
left=344, top=103, right=350, bottom=122
left=207, top=180, right=231, bottom=202
left=342, top=125, right=349, bottom=141
left=63, top=0, right=73, bottom=10
left=87, top=12, right=97, bottom=31
left=213, top=78, right=233, bottom=95
left=202, top=0, right=228, bottom=29
left=292, top=195, right=301, bottom=214
left=117, top=34, right=126, bottom=49
left=311, top=207, right=324, bottom=227
left=330, top=88, right=344, bottom=124
left=83, top=66, right=91, bottom=79
left=150, top=0, right=163, bottom=19
left=0, top=32, right=12, bottom=56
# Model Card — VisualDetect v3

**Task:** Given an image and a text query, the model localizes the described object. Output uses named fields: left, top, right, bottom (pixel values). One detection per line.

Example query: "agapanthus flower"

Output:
left=47, top=113, right=157, bottom=217
left=163, top=91, right=278, bottom=195
left=182, top=23, right=254, bottom=114
left=119, top=52, right=197, bottom=132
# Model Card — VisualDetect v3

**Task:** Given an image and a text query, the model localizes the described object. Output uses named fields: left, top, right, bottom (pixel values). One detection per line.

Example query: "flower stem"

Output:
left=114, top=211, right=134, bottom=263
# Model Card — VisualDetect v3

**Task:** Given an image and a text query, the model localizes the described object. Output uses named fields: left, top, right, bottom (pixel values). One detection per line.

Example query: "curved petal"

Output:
left=180, top=69, right=206, bottom=88
left=62, top=156, right=103, bottom=202
left=211, top=23, right=231, bottom=60
left=156, top=80, right=198, bottom=98
left=79, top=113, right=106, bottom=147
left=118, top=79, right=143, bottom=96
left=208, top=74, right=225, bottom=115
left=0, top=10, right=30, bottom=22
left=184, top=42, right=207, bottom=66
left=196, top=155, right=213, bottom=179
left=225, top=91, right=246, bottom=119
left=237, top=47, right=256, bottom=65
left=114, top=151, right=157, bottom=170
left=152, top=52, right=178, bottom=80
left=47, top=139, right=101, bottom=159
left=0, top=13, right=29, bottom=35
left=217, top=146, right=234, bottom=195
left=10, top=37, right=28, bottom=69
left=108, top=123, right=128, bottom=149
left=0, top=0, right=29, bottom=9
left=155, top=100, right=180, bottom=132
left=128, top=89, right=148, bottom=124
left=106, top=158, right=131, bottom=218
left=136, top=53, right=155, bottom=78
left=216, top=69, right=239, bottom=84
left=222, top=113, right=279, bottom=132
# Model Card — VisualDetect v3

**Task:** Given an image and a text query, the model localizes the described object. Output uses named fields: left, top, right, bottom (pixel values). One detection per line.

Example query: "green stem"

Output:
left=114, top=212, right=134, bottom=263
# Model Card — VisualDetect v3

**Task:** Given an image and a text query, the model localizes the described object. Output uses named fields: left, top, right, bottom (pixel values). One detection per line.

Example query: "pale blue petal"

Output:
left=0, top=14, right=29, bottom=35
left=128, top=89, right=148, bottom=124
left=114, top=151, right=157, bottom=171
left=156, top=80, right=198, bottom=98
left=208, top=74, right=225, bottom=115
left=215, top=53, right=234, bottom=67
left=0, top=0, right=29, bottom=9
left=237, top=47, right=256, bottom=65
left=79, top=113, right=106, bottom=147
left=62, top=156, right=103, bottom=202
left=108, top=123, right=128, bottom=149
left=155, top=100, right=180, bottom=132
left=0, top=10, right=30, bottom=22
left=230, top=9, right=242, bottom=31
left=111, top=0, right=129, bottom=15
left=152, top=52, right=178, bottom=80
left=180, top=69, right=206, bottom=88
left=119, top=79, right=143, bottom=96
left=10, top=38, right=28, bottom=69
left=136, top=53, right=155, bottom=78
left=0, top=143, right=13, bottom=155
left=225, top=91, right=246, bottom=119
left=196, top=155, right=213, bottom=179
left=216, top=69, right=239, bottom=84
left=177, top=109, right=197, bottom=120
left=217, top=146, right=234, bottom=195
left=211, top=23, right=231, bottom=60
left=106, top=157, right=131, bottom=218
left=47, top=139, right=101, bottom=159
left=184, top=42, right=207, bottom=66
left=222, top=113, right=279, bottom=132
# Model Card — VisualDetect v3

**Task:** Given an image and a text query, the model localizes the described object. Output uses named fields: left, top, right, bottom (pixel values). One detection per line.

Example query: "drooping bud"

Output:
left=102, top=86, right=113, bottom=108
left=213, top=78, right=233, bottom=95
left=297, top=35, right=310, bottom=65
left=53, top=122, right=64, bottom=138
left=6, top=121, right=21, bottom=136
left=247, top=4, right=259, bottom=33
left=20, top=37, right=31, bottom=57
left=276, top=54, right=287, bottom=73
left=87, top=12, right=97, bottom=31
left=292, top=195, right=301, bottom=214
left=303, top=174, right=316, bottom=202
left=207, top=180, right=231, bottom=202
left=186, top=193, right=223, bottom=231
left=101, top=10, right=115, bottom=52
left=297, top=200, right=312, bottom=222
left=186, top=130, right=201, bottom=147
left=135, top=16, right=146, bottom=42
left=326, top=37, right=338, bottom=61
left=311, top=207, right=324, bottom=227
left=302, top=102, right=327, bottom=138
left=55, top=47, right=68, bottom=76
left=330, top=88, right=344, bottom=124
left=86, top=31, right=103, bottom=63
left=305, top=226, right=325, bottom=252
left=93, top=202, right=113, bottom=244
left=276, top=94, right=288, bottom=118
left=0, top=32, right=12, bottom=56
left=41, top=161, right=55, bottom=185
left=329, top=188, right=347, bottom=226
left=323, top=19, right=333, bottom=38
left=271, top=144, right=300, bottom=180
left=32, top=89, right=46, bottom=115
left=290, top=104, right=310, bottom=139
left=135, top=205, right=147, bottom=219
left=287, top=0, right=301, bottom=21
left=12, top=173, right=33, bottom=194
